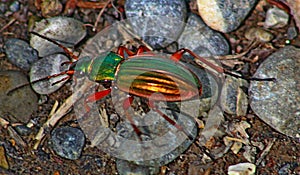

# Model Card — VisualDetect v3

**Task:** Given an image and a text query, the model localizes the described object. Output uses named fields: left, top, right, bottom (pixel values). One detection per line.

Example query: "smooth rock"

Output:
left=178, top=14, right=230, bottom=57
left=249, top=46, right=300, bottom=138
left=30, top=16, right=86, bottom=57
left=220, top=76, right=249, bottom=116
left=197, top=0, right=257, bottom=33
left=264, top=7, right=289, bottom=28
left=4, top=38, right=39, bottom=71
left=30, top=54, right=70, bottom=94
left=0, top=71, right=38, bottom=123
left=125, top=0, right=187, bottom=49
left=228, top=162, right=256, bottom=175
left=50, top=126, right=85, bottom=160
left=245, top=27, right=274, bottom=42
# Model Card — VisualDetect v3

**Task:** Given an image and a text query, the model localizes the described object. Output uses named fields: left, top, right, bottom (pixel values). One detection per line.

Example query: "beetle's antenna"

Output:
left=30, top=31, right=79, bottom=61
left=223, top=69, right=276, bottom=82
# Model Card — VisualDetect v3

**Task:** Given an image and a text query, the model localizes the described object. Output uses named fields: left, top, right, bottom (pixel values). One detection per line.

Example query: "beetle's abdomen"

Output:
left=116, top=57, right=202, bottom=102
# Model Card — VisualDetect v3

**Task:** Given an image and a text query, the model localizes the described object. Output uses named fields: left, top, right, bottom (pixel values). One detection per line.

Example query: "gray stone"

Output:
left=220, top=76, right=249, bottom=116
left=249, top=46, right=300, bottom=138
left=197, top=0, right=257, bottom=33
left=50, top=126, right=85, bottom=160
left=0, top=71, right=38, bottom=123
left=125, top=0, right=187, bottom=49
left=4, top=38, right=38, bottom=71
left=178, top=14, right=230, bottom=57
left=264, top=7, right=289, bottom=28
left=30, top=16, right=86, bottom=57
left=29, top=54, right=70, bottom=94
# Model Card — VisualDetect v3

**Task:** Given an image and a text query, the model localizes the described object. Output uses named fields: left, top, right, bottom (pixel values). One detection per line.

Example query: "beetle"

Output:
left=12, top=32, right=274, bottom=141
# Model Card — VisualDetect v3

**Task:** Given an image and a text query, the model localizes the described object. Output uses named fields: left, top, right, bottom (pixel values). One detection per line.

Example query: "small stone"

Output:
left=29, top=54, right=70, bottom=94
left=178, top=14, right=230, bottom=57
left=249, top=46, right=300, bottom=138
left=116, top=159, right=159, bottom=175
left=264, top=7, right=289, bottom=28
left=278, top=162, right=299, bottom=175
left=245, top=27, right=274, bottom=42
left=125, top=0, right=187, bottom=49
left=0, top=146, right=9, bottom=170
left=4, top=38, right=39, bottom=71
left=287, top=26, right=298, bottom=40
left=0, top=71, right=38, bottom=123
left=9, top=0, right=20, bottom=12
left=50, top=126, right=85, bottom=160
left=40, top=0, right=63, bottom=18
left=30, top=17, right=86, bottom=57
left=197, top=0, right=257, bottom=33
left=14, top=125, right=32, bottom=136
left=220, top=76, right=249, bottom=116
left=228, top=162, right=256, bottom=175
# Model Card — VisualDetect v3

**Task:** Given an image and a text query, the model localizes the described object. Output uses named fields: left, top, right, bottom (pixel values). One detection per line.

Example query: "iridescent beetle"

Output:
left=11, top=32, right=275, bottom=140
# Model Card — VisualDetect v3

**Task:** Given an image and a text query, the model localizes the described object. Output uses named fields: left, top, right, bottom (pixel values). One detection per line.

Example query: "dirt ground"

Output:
left=0, top=0, right=299, bottom=174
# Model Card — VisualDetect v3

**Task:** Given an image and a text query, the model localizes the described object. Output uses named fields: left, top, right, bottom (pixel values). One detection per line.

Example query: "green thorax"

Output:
left=75, top=52, right=123, bottom=82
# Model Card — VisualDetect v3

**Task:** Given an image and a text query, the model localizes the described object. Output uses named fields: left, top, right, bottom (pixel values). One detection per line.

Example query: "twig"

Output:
left=0, top=18, right=17, bottom=33
left=214, top=40, right=260, bottom=60
left=33, top=79, right=95, bottom=149
left=93, top=0, right=111, bottom=32
left=255, top=138, right=276, bottom=165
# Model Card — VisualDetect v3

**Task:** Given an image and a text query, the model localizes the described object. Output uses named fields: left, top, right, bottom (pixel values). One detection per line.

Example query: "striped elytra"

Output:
left=115, top=56, right=202, bottom=102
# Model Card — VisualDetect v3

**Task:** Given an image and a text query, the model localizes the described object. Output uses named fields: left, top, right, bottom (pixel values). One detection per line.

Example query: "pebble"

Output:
left=287, top=26, right=298, bottom=40
left=178, top=14, right=230, bottom=57
left=249, top=46, right=300, bottom=138
left=197, top=0, right=257, bottom=33
left=244, top=27, right=274, bottom=42
left=14, top=125, right=32, bottom=136
left=264, top=7, right=289, bottom=28
left=0, top=71, right=38, bottom=123
left=220, top=76, right=249, bottom=116
left=278, top=162, right=299, bottom=175
left=40, top=0, right=63, bottom=17
left=29, top=54, right=70, bottom=94
left=4, top=38, right=39, bottom=71
left=9, top=0, right=20, bottom=12
left=228, top=162, right=256, bottom=175
left=30, top=17, right=86, bottom=57
left=116, top=159, right=159, bottom=175
left=49, top=126, right=85, bottom=160
left=0, top=145, right=9, bottom=170
left=125, top=0, right=187, bottom=49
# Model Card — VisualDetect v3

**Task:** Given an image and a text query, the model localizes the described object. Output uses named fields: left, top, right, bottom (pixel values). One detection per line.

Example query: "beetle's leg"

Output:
left=171, top=49, right=224, bottom=73
left=148, top=101, right=194, bottom=141
left=171, top=49, right=276, bottom=82
left=117, top=45, right=152, bottom=58
left=122, top=96, right=144, bottom=141
left=266, top=0, right=290, bottom=13
left=84, top=88, right=112, bottom=112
